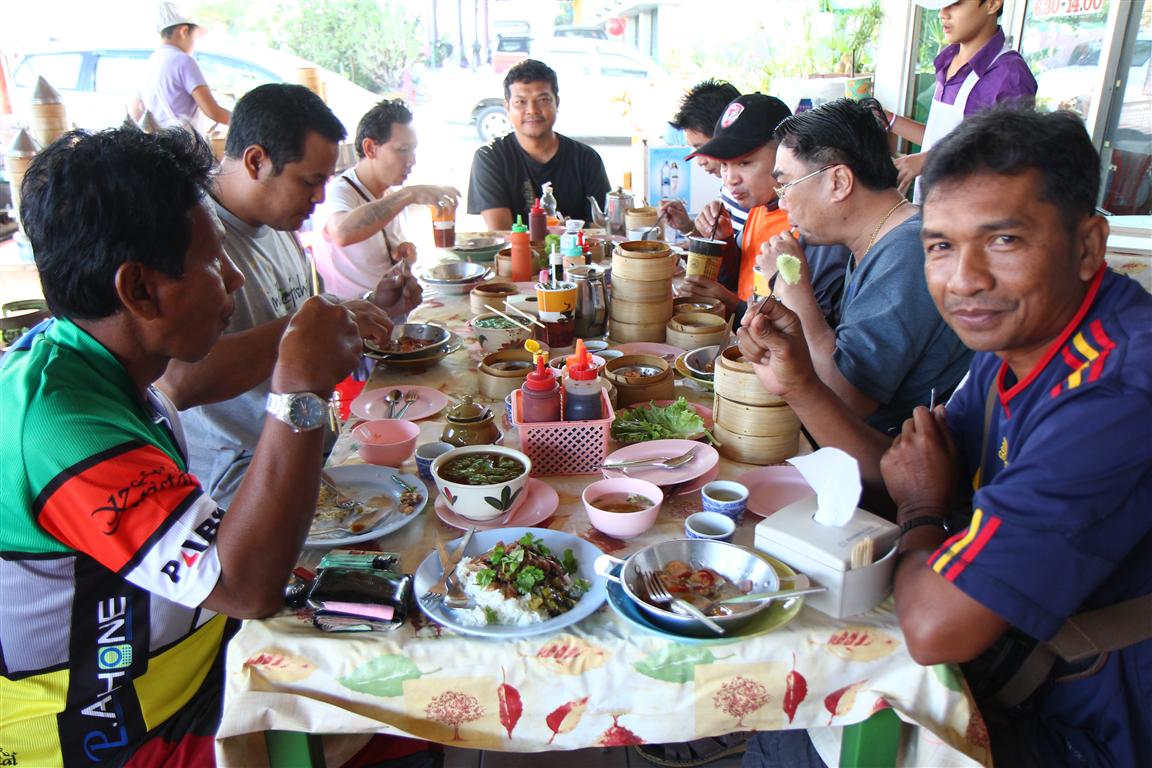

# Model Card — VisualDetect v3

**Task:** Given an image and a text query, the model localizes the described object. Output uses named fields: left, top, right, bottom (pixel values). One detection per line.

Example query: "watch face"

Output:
left=289, top=395, right=326, bottom=429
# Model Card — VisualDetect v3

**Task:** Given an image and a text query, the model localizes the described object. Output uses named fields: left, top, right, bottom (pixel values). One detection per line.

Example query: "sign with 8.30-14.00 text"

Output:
left=1032, top=0, right=1107, bottom=18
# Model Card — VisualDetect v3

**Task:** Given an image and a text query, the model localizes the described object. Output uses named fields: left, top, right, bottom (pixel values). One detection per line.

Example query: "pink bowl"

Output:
left=582, top=478, right=663, bottom=539
left=353, top=419, right=420, bottom=466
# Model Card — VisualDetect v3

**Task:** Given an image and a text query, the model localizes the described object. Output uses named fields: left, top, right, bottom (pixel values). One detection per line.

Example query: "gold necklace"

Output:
left=861, top=199, right=909, bottom=260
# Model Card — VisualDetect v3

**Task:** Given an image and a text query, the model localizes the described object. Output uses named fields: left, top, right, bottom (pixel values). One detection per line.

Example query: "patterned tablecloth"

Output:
left=215, top=287, right=991, bottom=767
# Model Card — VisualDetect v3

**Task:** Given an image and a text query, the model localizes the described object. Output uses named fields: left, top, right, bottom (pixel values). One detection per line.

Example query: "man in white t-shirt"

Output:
left=312, top=99, right=458, bottom=317
left=132, top=2, right=231, bottom=130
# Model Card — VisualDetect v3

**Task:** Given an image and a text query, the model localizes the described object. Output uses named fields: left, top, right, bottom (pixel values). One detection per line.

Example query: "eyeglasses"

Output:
left=773, top=165, right=835, bottom=200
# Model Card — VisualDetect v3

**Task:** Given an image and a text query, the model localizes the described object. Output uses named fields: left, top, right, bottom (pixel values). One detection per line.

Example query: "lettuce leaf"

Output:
left=610, top=397, right=713, bottom=444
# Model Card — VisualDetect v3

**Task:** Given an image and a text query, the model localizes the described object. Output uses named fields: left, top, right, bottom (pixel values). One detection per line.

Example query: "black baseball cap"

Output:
left=685, top=94, right=792, bottom=161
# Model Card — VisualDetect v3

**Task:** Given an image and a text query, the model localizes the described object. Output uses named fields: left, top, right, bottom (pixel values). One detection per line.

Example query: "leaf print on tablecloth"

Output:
left=426, top=690, right=485, bottom=742
left=244, top=650, right=316, bottom=682
left=531, top=635, right=608, bottom=675
left=933, top=663, right=964, bottom=692
left=782, top=652, right=807, bottom=723
left=498, top=667, right=522, bottom=739
left=823, top=627, right=899, bottom=662
left=545, top=696, right=589, bottom=745
left=339, top=655, right=436, bottom=697
left=824, top=680, right=868, bottom=725
left=598, top=713, right=644, bottom=746
left=634, top=645, right=724, bottom=684
left=712, top=674, right=770, bottom=728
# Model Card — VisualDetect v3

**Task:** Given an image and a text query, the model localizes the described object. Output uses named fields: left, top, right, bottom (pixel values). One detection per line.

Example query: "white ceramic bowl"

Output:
left=469, top=313, right=534, bottom=354
left=430, top=445, right=532, bottom=521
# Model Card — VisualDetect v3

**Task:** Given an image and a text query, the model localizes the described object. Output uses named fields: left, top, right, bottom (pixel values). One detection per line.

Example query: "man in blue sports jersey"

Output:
left=882, top=109, right=1151, bottom=767
left=737, top=108, right=1150, bottom=768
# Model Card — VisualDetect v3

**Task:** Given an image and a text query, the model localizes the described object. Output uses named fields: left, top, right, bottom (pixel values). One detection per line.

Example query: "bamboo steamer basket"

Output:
left=30, top=103, right=68, bottom=148
left=610, top=275, right=672, bottom=302
left=673, top=296, right=726, bottom=318
left=297, top=67, right=324, bottom=97
left=478, top=349, right=535, bottom=400
left=624, top=206, right=658, bottom=231
left=610, top=296, right=673, bottom=325
left=608, top=318, right=668, bottom=344
left=712, top=422, right=800, bottom=465
left=470, top=281, right=519, bottom=315
left=4, top=129, right=40, bottom=221
left=713, top=346, right=787, bottom=406
left=666, top=312, right=730, bottom=351
left=712, top=394, right=801, bottom=437
left=603, top=354, right=675, bottom=406
left=612, top=241, right=676, bottom=281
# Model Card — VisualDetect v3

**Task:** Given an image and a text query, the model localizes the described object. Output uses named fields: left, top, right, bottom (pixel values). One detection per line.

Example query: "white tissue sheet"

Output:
left=787, top=448, right=862, bottom=527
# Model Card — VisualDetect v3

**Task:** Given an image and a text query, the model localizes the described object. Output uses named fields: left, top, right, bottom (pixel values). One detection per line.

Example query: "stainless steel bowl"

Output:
left=684, top=345, right=723, bottom=381
left=420, top=261, right=490, bottom=283
left=363, top=323, right=451, bottom=359
left=598, top=539, right=780, bottom=637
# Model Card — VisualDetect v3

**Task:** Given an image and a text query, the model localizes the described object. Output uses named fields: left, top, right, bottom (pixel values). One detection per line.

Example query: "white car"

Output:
left=453, top=38, right=677, bottom=142
left=4, top=42, right=384, bottom=138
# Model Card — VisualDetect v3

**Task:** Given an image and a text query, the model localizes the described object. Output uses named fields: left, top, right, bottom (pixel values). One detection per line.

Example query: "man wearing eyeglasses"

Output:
left=740, top=98, right=972, bottom=442
left=467, top=59, right=610, bottom=230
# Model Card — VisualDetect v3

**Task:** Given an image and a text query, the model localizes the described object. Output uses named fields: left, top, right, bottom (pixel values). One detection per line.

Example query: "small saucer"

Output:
left=435, top=478, right=559, bottom=530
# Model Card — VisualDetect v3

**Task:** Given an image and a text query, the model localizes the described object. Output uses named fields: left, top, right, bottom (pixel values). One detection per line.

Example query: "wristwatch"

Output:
left=266, top=392, right=328, bottom=432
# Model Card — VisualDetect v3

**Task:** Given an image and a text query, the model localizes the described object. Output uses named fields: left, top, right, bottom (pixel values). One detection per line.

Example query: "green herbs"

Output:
left=474, top=316, right=521, bottom=329
left=483, top=606, right=499, bottom=625
left=610, top=397, right=714, bottom=444
left=439, top=453, right=525, bottom=485
left=465, top=534, right=585, bottom=619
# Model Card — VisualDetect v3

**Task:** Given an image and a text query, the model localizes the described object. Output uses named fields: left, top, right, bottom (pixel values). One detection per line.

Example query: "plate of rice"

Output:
left=414, top=527, right=607, bottom=638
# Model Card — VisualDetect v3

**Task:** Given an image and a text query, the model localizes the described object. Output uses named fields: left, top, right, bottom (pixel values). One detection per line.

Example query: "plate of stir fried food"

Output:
left=414, top=528, right=608, bottom=638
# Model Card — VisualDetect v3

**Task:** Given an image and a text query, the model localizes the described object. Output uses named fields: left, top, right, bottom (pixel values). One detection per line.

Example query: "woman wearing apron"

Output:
left=884, top=0, right=1037, bottom=202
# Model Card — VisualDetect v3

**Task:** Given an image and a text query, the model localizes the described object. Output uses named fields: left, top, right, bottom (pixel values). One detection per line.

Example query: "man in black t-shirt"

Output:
left=467, top=59, right=611, bottom=229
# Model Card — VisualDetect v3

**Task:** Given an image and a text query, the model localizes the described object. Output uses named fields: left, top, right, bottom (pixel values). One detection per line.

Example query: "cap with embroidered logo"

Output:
left=685, top=93, right=792, bottom=162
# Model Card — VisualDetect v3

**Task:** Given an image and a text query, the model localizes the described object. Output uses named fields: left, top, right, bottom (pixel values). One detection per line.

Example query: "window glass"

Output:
left=1100, top=14, right=1151, bottom=214
left=95, top=54, right=148, bottom=95
left=912, top=8, right=944, bottom=126
left=195, top=55, right=279, bottom=106
left=1019, top=0, right=1111, bottom=117
left=14, top=53, right=83, bottom=90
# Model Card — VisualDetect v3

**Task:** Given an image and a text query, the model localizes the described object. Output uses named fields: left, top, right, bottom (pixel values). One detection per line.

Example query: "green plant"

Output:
left=269, top=0, right=425, bottom=92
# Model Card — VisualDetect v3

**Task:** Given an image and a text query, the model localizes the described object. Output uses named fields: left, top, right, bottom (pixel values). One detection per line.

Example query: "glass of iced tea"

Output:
left=430, top=201, right=456, bottom=248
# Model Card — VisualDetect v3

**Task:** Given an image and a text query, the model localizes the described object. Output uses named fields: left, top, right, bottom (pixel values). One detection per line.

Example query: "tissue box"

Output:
left=753, top=496, right=900, bottom=618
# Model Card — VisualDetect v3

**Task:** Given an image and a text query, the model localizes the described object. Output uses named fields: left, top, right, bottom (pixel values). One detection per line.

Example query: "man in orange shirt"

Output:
left=685, top=94, right=849, bottom=327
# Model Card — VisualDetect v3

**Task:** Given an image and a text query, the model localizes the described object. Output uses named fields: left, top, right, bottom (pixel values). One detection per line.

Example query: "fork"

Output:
left=640, top=569, right=726, bottom=635
left=394, top=390, right=420, bottom=419
left=320, top=470, right=359, bottom=510
left=420, top=528, right=476, bottom=609
left=602, top=448, right=697, bottom=471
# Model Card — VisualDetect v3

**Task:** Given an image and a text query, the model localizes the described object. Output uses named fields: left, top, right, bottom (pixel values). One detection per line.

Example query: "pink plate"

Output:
left=436, top=478, right=559, bottom=531
left=351, top=385, right=449, bottom=422
left=610, top=342, right=685, bottom=361
left=738, top=465, right=815, bottom=517
left=602, top=439, right=720, bottom=488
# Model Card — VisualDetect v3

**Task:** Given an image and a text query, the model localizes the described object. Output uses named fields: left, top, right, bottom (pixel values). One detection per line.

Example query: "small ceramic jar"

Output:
left=440, top=395, right=501, bottom=447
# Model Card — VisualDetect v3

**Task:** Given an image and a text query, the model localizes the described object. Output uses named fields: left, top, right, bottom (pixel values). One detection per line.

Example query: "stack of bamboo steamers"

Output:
left=608, top=241, right=676, bottom=343
left=712, top=346, right=801, bottom=465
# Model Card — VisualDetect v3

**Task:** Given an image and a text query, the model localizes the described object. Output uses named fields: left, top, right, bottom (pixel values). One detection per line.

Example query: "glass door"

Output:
left=1099, top=6, right=1150, bottom=214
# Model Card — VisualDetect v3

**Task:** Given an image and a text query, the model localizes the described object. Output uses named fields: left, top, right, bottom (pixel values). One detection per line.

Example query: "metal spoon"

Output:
left=384, top=388, right=403, bottom=418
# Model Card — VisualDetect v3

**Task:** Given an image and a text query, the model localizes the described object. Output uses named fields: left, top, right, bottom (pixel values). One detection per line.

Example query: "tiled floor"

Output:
left=444, top=745, right=745, bottom=767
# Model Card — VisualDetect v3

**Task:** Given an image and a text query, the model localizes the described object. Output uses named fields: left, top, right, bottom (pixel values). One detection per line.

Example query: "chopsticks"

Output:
left=482, top=304, right=536, bottom=333
left=501, top=301, right=547, bottom=329
left=850, top=537, right=874, bottom=570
